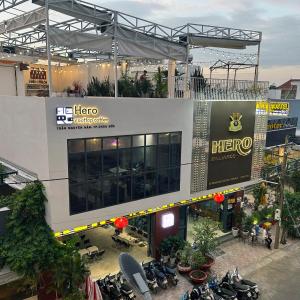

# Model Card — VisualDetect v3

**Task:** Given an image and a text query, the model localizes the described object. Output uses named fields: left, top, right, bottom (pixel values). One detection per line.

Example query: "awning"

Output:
left=49, top=28, right=113, bottom=53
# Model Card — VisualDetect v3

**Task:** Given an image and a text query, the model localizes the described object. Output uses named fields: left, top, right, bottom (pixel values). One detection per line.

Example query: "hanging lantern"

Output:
left=114, top=216, right=128, bottom=230
left=214, top=193, right=225, bottom=204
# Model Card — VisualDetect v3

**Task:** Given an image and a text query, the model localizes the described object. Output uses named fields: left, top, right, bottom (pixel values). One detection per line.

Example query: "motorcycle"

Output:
left=142, top=261, right=159, bottom=293
left=96, top=279, right=111, bottom=300
left=209, top=275, right=238, bottom=300
left=156, top=259, right=179, bottom=286
left=232, top=268, right=259, bottom=299
left=103, top=274, right=124, bottom=300
left=149, top=261, right=168, bottom=289
left=221, top=272, right=252, bottom=300
left=116, top=272, right=136, bottom=299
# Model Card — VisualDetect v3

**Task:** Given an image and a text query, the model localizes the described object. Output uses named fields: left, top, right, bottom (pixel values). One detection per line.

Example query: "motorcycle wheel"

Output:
left=172, top=278, right=178, bottom=286
left=251, top=292, right=258, bottom=299
left=162, top=283, right=168, bottom=289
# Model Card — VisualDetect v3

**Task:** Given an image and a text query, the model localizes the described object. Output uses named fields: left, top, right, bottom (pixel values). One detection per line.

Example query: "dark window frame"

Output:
left=67, top=132, right=182, bottom=215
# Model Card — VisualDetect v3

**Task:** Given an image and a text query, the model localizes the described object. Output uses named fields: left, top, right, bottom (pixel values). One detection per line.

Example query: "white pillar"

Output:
left=168, top=59, right=176, bottom=98
left=45, top=0, right=52, bottom=97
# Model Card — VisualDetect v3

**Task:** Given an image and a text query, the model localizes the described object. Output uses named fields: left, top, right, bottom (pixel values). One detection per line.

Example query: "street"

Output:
left=247, top=243, right=300, bottom=300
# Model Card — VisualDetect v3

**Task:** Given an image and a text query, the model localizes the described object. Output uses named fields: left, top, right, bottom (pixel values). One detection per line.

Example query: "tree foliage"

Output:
left=0, top=182, right=89, bottom=298
left=282, top=192, right=300, bottom=237
left=291, top=170, right=300, bottom=193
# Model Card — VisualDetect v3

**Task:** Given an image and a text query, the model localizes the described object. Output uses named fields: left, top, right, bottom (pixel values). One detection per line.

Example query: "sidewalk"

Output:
left=149, top=237, right=300, bottom=300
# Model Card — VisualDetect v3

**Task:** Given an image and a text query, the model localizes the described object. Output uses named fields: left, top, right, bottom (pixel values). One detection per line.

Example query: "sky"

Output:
left=95, top=0, right=300, bottom=85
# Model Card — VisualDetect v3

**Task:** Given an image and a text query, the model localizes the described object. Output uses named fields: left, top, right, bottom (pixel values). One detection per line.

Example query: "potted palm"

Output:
left=177, top=242, right=192, bottom=273
left=192, top=218, right=219, bottom=271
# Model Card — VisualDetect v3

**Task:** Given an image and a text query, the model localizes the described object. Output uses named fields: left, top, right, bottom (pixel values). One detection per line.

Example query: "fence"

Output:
left=174, top=77, right=269, bottom=100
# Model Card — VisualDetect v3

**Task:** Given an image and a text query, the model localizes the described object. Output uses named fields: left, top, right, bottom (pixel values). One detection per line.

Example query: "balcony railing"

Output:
left=174, top=77, right=269, bottom=100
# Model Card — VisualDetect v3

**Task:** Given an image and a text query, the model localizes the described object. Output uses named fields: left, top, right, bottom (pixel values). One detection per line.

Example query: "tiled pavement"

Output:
left=135, top=237, right=300, bottom=300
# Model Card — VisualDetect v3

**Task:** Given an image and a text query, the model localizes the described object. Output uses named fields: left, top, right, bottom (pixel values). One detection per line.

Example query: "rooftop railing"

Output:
left=174, top=77, right=269, bottom=100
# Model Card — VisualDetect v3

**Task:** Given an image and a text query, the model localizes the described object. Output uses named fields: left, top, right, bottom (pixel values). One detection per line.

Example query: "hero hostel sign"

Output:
left=207, top=101, right=256, bottom=189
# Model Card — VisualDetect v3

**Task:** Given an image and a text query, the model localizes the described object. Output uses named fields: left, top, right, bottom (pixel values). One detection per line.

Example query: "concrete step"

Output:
left=217, top=231, right=234, bottom=244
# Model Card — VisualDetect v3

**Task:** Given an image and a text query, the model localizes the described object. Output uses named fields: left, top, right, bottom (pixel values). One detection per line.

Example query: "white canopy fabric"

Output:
left=115, top=26, right=187, bottom=61
left=188, top=35, right=260, bottom=49
left=48, top=27, right=112, bottom=52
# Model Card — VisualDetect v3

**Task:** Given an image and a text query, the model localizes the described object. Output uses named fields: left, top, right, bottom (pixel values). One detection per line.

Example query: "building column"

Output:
left=168, top=59, right=176, bottom=98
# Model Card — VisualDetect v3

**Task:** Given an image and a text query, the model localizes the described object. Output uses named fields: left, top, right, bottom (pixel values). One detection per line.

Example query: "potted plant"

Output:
left=177, top=242, right=192, bottom=273
left=189, top=250, right=207, bottom=283
left=192, top=218, right=218, bottom=270
left=242, top=215, right=253, bottom=235
left=159, top=239, right=171, bottom=263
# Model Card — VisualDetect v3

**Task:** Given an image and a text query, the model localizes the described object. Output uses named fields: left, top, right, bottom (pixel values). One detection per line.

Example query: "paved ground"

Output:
left=137, top=238, right=300, bottom=300
left=247, top=242, right=300, bottom=300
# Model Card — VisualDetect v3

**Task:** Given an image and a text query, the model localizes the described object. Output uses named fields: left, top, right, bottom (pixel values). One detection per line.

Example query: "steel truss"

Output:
left=0, top=0, right=262, bottom=59
left=0, top=0, right=28, bottom=12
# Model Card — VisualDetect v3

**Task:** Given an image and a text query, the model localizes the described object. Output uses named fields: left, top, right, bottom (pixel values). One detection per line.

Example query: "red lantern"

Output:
left=214, top=193, right=225, bottom=204
left=114, top=216, right=128, bottom=230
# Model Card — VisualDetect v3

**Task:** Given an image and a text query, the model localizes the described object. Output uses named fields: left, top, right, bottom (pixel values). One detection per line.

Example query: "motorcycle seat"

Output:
left=241, top=279, right=256, bottom=287
left=233, top=282, right=249, bottom=291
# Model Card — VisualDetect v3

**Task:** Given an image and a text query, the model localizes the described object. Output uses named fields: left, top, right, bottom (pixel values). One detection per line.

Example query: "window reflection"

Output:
left=68, top=132, right=182, bottom=215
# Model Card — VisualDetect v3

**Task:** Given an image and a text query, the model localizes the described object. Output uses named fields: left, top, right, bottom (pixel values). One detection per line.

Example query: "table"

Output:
left=87, top=245, right=99, bottom=255
left=78, top=248, right=89, bottom=257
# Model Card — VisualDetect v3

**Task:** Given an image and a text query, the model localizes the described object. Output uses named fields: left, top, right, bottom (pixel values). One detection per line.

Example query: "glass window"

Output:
left=86, top=138, right=101, bottom=152
left=145, top=172, right=157, bottom=197
left=119, top=148, right=131, bottom=174
left=68, top=139, right=84, bottom=153
left=170, top=143, right=181, bottom=167
left=118, top=136, right=131, bottom=148
left=103, top=137, right=117, bottom=150
left=169, top=168, right=180, bottom=192
left=171, top=132, right=181, bottom=144
left=118, top=176, right=132, bottom=204
left=132, top=147, right=145, bottom=171
left=103, top=176, right=118, bottom=207
left=132, top=174, right=145, bottom=200
left=158, top=143, right=169, bottom=169
left=68, top=132, right=181, bottom=215
left=158, top=168, right=169, bottom=193
left=68, top=152, right=85, bottom=183
left=145, top=146, right=157, bottom=170
left=87, top=181, right=102, bottom=210
left=133, top=135, right=145, bottom=147
left=103, top=149, right=118, bottom=176
left=146, top=134, right=157, bottom=146
left=158, top=133, right=170, bottom=145
left=70, top=184, right=86, bottom=214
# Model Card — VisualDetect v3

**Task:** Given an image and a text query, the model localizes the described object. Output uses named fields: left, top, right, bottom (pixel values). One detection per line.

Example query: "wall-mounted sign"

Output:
left=161, top=213, right=175, bottom=228
left=29, top=67, right=47, bottom=84
left=267, top=117, right=298, bottom=131
left=56, top=105, right=110, bottom=126
left=256, top=102, right=289, bottom=116
left=207, top=102, right=256, bottom=189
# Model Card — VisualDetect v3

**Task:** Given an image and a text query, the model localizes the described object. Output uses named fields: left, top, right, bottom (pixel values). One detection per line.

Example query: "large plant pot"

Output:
left=162, top=255, right=170, bottom=264
left=200, top=256, right=215, bottom=271
left=189, top=270, right=207, bottom=284
left=177, top=262, right=192, bottom=273
left=232, top=227, right=239, bottom=237
left=170, top=256, right=176, bottom=266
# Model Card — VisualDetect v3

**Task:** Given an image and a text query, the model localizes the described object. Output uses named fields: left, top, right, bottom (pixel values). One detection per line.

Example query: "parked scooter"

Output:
left=232, top=268, right=259, bottom=299
left=142, top=261, right=159, bottom=293
left=103, top=274, right=124, bottom=300
left=116, top=272, right=136, bottom=299
left=149, top=261, right=168, bottom=289
left=156, top=259, right=179, bottom=286
left=209, top=276, right=238, bottom=300
left=221, top=272, right=252, bottom=300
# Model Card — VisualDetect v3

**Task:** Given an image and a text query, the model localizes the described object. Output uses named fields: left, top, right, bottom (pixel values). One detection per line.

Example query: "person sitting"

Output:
left=263, top=227, right=272, bottom=249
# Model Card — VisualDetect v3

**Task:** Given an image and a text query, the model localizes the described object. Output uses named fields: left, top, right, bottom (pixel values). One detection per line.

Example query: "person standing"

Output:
left=263, top=227, right=272, bottom=249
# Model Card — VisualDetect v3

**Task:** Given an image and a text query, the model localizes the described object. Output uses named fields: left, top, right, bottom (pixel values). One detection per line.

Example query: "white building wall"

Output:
left=0, top=96, right=49, bottom=179
left=0, top=96, right=193, bottom=232
left=44, top=97, right=193, bottom=232
left=0, top=66, right=16, bottom=96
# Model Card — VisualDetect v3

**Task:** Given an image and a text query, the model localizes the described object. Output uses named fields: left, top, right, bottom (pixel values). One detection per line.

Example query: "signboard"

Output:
left=56, top=104, right=115, bottom=131
left=256, top=101, right=289, bottom=116
left=267, top=117, right=298, bottom=131
left=207, top=101, right=256, bottom=189
left=56, top=104, right=110, bottom=126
